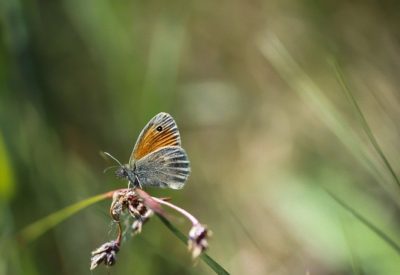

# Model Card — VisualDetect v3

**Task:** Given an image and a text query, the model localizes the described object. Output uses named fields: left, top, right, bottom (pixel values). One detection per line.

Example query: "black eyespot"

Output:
left=156, top=126, right=163, bottom=132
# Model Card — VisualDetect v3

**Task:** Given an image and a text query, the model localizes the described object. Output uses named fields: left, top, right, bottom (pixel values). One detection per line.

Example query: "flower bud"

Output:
left=90, top=240, right=120, bottom=270
left=188, top=224, right=210, bottom=258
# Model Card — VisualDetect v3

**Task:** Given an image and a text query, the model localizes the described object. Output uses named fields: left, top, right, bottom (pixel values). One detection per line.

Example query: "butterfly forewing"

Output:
left=134, top=146, right=190, bottom=189
left=130, top=113, right=181, bottom=163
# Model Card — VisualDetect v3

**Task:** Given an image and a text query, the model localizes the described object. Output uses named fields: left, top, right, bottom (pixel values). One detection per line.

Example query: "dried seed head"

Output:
left=110, top=190, right=140, bottom=221
left=131, top=208, right=153, bottom=235
left=93, top=188, right=211, bottom=269
left=90, top=240, right=120, bottom=270
left=110, top=190, right=128, bottom=221
left=188, top=224, right=210, bottom=259
left=109, top=189, right=155, bottom=236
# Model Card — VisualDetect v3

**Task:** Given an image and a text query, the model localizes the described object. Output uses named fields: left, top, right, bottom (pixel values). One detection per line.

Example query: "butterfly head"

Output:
left=103, top=152, right=135, bottom=182
left=115, top=164, right=139, bottom=189
left=115, top=164, right=131, bottom=180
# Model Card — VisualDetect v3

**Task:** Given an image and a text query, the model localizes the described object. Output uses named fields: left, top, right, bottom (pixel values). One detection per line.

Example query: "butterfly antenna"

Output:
left=103, top=165, right=120, bottom=174
left=102, top=151, right=123, bottom=167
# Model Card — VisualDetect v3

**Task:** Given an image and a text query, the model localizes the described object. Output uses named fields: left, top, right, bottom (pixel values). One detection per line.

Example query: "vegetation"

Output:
left=1, top=1, right=400, bottom=274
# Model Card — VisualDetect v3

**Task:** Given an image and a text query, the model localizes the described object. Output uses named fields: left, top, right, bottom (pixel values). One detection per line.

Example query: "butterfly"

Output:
left=105, top=112, right=190, bottom=189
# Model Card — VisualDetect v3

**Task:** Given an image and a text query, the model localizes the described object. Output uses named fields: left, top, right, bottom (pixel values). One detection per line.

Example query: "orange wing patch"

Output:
left=130, top=113, right=181, bottom=161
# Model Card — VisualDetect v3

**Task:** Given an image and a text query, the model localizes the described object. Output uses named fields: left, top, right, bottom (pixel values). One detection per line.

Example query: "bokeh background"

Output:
left=1, top=1, right=400, bottom=274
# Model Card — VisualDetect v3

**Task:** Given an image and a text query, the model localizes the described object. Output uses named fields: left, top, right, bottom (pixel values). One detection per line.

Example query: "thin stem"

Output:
left=18, top=189, right=118, bottom=243
left=326, top=188, right=400, bottom=255
left=157, top=214, right=230, bottom=275
left=152, top=197, right=199, bottom=225
left=333, top=61, right=400, bottom=189
left=116, top=221, right=122, bottom=245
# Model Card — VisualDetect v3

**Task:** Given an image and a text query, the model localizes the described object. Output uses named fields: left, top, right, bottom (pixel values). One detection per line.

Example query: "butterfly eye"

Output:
left=156, top=126, right=163, bottom=132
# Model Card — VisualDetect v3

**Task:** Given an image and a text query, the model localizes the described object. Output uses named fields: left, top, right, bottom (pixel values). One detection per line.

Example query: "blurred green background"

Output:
left=1, top=0, right=400, bottom=274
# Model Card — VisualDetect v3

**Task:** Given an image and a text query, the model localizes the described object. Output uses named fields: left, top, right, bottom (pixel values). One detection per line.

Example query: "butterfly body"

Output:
left=115, top=113, right=190, bottom=189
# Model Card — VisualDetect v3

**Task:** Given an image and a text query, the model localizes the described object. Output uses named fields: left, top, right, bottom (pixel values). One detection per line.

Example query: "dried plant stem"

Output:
left=152, top=197, right=199, bottom=225
left=18, top=188, right=229, bottom=274
left=115, top=221, right=122, bottom=244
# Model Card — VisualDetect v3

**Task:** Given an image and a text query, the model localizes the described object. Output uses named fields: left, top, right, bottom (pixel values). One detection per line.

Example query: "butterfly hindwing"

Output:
left=130, top=113, right=181, bottom=163
left=134, top=146, right=190, bottom=189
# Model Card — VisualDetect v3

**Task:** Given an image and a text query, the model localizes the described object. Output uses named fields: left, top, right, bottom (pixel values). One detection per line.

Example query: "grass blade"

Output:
left=19, top=191, right=113, bottom=243
left=333, top=61, right=400, bottom=188
left=258, top=35, right=380, bottom=182
left=258, top=34, right=400, bottom=205
left=157, top=214, right=230, bottom=275
left=326, top=189, right=400, bottom=255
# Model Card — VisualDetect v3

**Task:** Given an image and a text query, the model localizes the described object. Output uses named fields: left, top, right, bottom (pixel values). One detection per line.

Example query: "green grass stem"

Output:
left=326, top=189, right=400, bottom=255
left=333, top=61, right=400, bottom=189
left=19, top=191, right=112, bottom=243
left=157, top=214, right=230, bottom=275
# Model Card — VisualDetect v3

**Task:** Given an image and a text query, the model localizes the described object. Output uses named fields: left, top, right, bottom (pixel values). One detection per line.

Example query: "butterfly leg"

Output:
left=135, top=175, right=143, bottom=189
left=127, top=175, right=142, bottom=189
